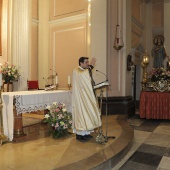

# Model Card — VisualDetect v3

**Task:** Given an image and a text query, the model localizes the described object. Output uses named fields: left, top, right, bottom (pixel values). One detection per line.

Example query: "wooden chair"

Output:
left=27, top=80, right=39, bottom=90
left=27, top=80, right=44, bottom=115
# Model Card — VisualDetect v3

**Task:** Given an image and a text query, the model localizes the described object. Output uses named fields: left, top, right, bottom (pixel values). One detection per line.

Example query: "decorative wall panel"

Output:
left=50, top=22, right=87, bottom=88
left=50, top=0, right=87, bottom=20
left=31, top=24, right=38, bottom=80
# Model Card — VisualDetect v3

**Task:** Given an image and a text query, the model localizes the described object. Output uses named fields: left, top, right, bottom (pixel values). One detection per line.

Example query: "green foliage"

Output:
left=44, top=102, right=72, bottom=138
left=1, top=62, right=20, bottom=83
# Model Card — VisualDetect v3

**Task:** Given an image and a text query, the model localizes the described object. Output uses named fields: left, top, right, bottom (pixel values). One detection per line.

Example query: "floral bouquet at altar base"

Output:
left=1, top=62, right=20, bottom=83
left=44, top=102, right=72, bottom=138
left=148, top=67, right=170, bottom=82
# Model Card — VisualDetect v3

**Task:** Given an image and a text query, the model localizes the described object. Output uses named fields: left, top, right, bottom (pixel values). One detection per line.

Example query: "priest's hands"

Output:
left=90, top=57, right=96, bottom=66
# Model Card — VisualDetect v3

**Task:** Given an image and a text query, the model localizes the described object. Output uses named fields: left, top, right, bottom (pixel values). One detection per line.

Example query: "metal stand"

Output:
left=104, top=86, right=115, bottom=142
left=95, top=85, right=115, bottom=144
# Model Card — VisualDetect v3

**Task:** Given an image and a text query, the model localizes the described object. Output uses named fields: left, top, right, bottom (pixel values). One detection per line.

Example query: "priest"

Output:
left=72, top=57, right=101, bottom=142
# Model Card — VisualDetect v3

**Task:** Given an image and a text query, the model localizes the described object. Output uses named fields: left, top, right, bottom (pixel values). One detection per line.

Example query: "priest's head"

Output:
left=79, top=57, right=89, bottom=69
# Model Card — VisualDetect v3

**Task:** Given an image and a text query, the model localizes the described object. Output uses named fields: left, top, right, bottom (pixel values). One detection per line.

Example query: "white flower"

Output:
left=46, top=105, right=51, bottom=110
left=62, top=103, right=66, bottom=107
left=62, top=108, right=67, bottom=112
left=53, top=102, right=58, bottom=105
left=44, top=114, right=50, bottom=119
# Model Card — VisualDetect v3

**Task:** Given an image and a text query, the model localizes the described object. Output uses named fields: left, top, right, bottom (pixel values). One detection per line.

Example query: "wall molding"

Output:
left=32, top=19, right=39, bottom=26
left=131, top=16, right=144, bottom=37
left=49, top=13, right=87, bottom=26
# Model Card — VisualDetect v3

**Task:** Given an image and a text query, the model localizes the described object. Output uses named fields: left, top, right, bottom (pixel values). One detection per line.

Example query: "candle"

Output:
left=68, top=76, right=70, bottom=85
left=56, top=75, right=58, bottom=84
left=0, top=73, right=2, bottom=87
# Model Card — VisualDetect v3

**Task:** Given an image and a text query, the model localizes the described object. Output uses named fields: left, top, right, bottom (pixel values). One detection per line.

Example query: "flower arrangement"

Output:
left=1, top=62, right=20, bottom=83
left=148, top=67, right=170, bottom=82
left=44, top=102, right=72, bottom=138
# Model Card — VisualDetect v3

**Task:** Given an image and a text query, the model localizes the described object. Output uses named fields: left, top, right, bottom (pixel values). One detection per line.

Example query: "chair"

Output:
left=27, top=80, right=44, bottom=115
left=27, top=80, right=39, bottom=90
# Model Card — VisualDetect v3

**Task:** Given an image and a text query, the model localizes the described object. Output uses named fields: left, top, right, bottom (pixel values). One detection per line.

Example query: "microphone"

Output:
left=96, top=70, right=108, bottom=81
left=50, top=69, right=57, bottom=75
left=43, top=77, right=50, bottom=87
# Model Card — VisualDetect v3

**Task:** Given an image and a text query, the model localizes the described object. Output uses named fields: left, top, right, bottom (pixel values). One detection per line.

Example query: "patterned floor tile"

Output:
left=153, top=125, right=170, bottom=135
left=164, top=148, right=170, bottom=157
left=157, top=156, right=170, bottom=170
left=112, top=113, right=170, bottom=170
left=133, top=120, right=161, bottom=132
left=137, top=144, right=166, bottom=156
left=119, top=161, right=157, bottom=170
left=128, top=151, right=162, bottom=167
left=144, top=133, right=170, bottom=147
left=127, top=117, right=145, bottom=127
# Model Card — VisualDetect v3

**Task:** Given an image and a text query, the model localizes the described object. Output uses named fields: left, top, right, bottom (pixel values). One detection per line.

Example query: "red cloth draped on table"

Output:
left=140, top=91, right=170, bottom=119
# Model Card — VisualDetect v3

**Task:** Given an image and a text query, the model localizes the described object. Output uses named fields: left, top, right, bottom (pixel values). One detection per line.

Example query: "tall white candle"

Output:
left=0, top=73, right=2, bottom=87
left=68, top=76, right=70, bottom=85
left=56, top=75, right=58, bottom=84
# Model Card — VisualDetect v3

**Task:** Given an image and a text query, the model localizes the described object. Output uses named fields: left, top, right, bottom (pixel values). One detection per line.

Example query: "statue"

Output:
left=152, top=35, right=167, bottom=68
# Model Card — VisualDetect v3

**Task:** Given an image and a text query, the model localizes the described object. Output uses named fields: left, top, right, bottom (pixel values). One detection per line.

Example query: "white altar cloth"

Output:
left=2, top=90, right=72, bottom=141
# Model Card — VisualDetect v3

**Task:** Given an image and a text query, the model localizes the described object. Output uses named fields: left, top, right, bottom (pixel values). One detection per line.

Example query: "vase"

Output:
left=2, top=82, right=13, bottom=92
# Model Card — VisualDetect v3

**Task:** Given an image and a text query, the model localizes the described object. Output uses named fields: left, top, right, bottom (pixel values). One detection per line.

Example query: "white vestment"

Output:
left=72, top=66, right=101, bottom=133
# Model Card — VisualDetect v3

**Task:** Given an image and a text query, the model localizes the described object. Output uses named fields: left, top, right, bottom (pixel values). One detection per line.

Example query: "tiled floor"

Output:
left=112, top=114, right=170, bottom=170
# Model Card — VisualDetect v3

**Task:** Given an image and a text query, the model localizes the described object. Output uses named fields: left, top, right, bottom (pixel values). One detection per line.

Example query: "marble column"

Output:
left=11, top=0, right=31, bottom=91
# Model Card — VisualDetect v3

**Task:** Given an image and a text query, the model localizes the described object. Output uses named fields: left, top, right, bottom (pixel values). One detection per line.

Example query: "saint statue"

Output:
left=152, top=35, right=167, bottom=68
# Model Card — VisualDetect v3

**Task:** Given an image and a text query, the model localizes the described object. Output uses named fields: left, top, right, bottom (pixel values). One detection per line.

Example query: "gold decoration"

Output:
left=0, top=88, right=8, bottom=146
left=147, top=80, right=170, bottom=92
left=141, top=52, right=150, bottom=91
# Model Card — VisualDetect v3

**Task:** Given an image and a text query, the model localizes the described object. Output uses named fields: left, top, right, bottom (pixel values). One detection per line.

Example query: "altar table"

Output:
left=139, top=91, right=170, bottom=119
left=2, top=90, right=72, bottom=141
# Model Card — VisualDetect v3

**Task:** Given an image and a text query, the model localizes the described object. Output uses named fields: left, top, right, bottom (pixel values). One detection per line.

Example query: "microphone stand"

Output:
left=95, top=79, right=115, bottom=144
left=104, top=84, right=115, bottom=142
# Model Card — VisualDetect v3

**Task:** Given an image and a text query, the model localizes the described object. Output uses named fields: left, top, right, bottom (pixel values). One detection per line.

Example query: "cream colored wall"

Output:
left=38, top=0, right=49, bottom=89
left=132, top=0, right=140, bottom=21
left=48, top=0, right=88, bottom=88
left=30, top=0, right=38, bottom=80
left=1, top=0, right=11, bottom=64
left=107, top=0, right=132, bottom=97
left=153, top=2, right=163, bottom=28
left=32, top=0, right=38, bottom=20
left=49, top=0, right=87, bottom=20
left=131, top=0, right=142, bottom=48
left=30, top=24, right=38, bottom=80
left=49, top=22, right=87, bottom=88
left=91, top=0, right=107, bottom=86
left=164, top=1, right=170, bottom=62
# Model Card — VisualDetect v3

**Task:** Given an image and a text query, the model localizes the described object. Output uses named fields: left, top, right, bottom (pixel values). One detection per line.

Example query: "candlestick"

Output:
left=68, top=76, right=70, bottom=85
left=0, top=73, right=2, bottom=87
left=68, top=84, right=71, bottom=90
left=55, top=75, right=58, bottom=85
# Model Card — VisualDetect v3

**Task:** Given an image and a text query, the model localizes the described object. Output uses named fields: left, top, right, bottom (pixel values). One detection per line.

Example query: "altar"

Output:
left=2, top=90, right=72, bottom=141
left=139, top=91, right=170, bottom=119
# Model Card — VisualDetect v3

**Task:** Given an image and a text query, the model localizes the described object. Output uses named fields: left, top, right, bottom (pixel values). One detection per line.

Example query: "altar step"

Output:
left=56, top=115, right=134, bottom=170
left=1, top=114, right=134, bottom=170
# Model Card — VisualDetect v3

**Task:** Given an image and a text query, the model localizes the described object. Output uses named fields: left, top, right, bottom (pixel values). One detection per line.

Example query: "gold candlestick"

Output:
left=0, top=88, right=8, bottom=146
left=68, top=84, right=71, bottom=90
left=141, top=52, right=150, bottom=91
